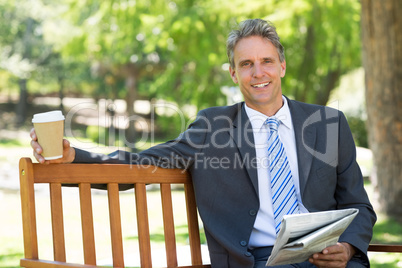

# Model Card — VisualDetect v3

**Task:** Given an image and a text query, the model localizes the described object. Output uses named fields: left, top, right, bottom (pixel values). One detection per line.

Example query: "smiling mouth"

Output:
left=252, top=82, right=270, bottom=88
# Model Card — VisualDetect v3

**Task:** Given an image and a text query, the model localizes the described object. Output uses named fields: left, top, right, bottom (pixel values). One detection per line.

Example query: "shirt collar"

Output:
left=244, top=96, right=293, bottom=132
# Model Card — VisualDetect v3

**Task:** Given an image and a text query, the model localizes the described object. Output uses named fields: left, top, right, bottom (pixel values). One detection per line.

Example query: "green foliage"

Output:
left=86, top=125, right=106, bottom=144
left=0, top=70, right=18, bottom=94
left=154, top=114, right=192, bottom=141
left=275, top=0, right=362, bottom=105
left=0, top=0, right=55, bottom=79
left=52, top=0, right=362, bottom=106
left=1, top=0, right=363, bottom=128
left=347, top=116, right=368, bottom=148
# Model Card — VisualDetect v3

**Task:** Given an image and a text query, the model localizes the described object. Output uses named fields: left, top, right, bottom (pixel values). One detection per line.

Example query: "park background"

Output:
left=0, top=0, right=401, bottom=267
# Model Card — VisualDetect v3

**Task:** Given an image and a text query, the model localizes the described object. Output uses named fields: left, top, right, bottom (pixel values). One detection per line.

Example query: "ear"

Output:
left=229, top=66, right=238, bottom=84
left=280, top=60, right=286, bottom=78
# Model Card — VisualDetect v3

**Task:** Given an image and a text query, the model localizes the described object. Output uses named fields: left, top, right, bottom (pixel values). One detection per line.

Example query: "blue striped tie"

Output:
left=266, top=118, right=299, bottom=234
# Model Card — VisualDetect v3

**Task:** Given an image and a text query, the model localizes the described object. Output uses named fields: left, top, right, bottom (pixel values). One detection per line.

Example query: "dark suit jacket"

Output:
left=75, top=98, right=376, bottom=268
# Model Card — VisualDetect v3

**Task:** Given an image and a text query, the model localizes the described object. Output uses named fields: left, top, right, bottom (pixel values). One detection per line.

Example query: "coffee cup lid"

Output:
left=32, top=110, right=65, bottom=123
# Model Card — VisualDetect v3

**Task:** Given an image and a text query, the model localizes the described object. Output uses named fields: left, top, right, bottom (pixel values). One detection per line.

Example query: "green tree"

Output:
left=0, top=0, right=363, bottom=137
left=60, top=0, right=178, bottom=148
left=0, top=0, right=58, bottom=125
left=149, top=0, right=362, bottom=108
left=274, top=0, right=362, bottom=105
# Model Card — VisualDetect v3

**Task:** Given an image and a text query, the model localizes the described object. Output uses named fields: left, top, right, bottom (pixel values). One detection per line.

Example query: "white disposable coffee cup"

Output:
left=32, top=110, right=65, bottom=160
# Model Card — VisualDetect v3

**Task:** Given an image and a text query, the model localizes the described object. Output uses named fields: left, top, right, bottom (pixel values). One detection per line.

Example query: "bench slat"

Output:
left=135, top=183, right=152, bottom=268
left=19, top=159, right=39, bottom=260
left=185, top=183, right=203, bottom=265
left=32, top=164, right=190, bottom=184
left=368, top=244, right=402, bottom=252
left=107, top=183, right=124, bottom=267
left=50, top=183, right=66, bottom=262
left=161, top=183, right=178, bottom=267
left=79, top=183, right=96, bottom=265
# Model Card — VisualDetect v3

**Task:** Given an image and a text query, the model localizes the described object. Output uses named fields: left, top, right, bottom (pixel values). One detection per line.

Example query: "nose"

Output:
left=252, top=63, right=264, bottom=78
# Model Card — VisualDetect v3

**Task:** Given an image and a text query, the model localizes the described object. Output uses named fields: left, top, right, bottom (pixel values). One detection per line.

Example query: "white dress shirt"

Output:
left=246, top=96, right=309, bottom=248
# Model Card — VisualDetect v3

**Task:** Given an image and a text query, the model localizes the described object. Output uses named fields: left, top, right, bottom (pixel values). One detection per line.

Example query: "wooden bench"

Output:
left=367, top=244, right=402, bottom=253
left=19, top=157, right=402, bottom=268
left=19, top=157, right=211, bottom=268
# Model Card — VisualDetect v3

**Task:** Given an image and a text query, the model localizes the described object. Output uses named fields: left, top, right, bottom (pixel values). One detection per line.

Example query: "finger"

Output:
left=62, top=139, right=70, bottom=148
left=33, top=150, right=45, bottom=164
left=31, top=140, right=42, bottom=154
left=309, top=256, right=345, bottom=268
left=309, top=250, right=347, bottom=267
left=323, top=244, right=344, bottom=255
left=310, top=253, right=338, bottom=261
left=311, top=251, right=342, bottom=262
left=30, top=128, right=37, bottom=141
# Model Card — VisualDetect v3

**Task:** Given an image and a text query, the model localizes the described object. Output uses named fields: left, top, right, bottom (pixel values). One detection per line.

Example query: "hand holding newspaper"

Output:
left=266, top=208, right=359, bottom=266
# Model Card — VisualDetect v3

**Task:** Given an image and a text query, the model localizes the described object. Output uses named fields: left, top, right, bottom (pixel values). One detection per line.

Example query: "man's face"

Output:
left=229, top=35, right=286, bottom=115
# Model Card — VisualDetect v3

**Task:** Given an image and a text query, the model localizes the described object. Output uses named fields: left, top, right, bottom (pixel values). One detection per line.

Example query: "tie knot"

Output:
left=265, top=118, right=280, bottom=132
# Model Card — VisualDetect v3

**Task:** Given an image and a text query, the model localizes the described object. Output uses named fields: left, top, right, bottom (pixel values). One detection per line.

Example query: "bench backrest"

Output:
left=19, top=157, right=211, bottom=268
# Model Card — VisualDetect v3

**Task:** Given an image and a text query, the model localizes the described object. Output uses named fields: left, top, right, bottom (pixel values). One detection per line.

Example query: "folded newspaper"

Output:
left=266, top=208, right=359, bottom=266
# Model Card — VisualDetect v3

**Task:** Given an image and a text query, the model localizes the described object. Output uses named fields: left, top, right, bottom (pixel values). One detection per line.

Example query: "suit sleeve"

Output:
left=336, top=112, right=376, bottom=262
left=72, top=110, right=209, bottom=191
left=73, top=109, right=210, bottom=169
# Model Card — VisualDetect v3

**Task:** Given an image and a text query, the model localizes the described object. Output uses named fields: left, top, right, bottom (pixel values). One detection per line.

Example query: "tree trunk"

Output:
left=15, top=18, right=34, bottom=127
left=58, top=75, right=65, bottom=112
left=122, top=63, right=139, bottom=152
left=295, top=24, right=315, bottom=103
left=361, top=0, right=402, bottom=220
left=16, top=78, right=28, bottom=126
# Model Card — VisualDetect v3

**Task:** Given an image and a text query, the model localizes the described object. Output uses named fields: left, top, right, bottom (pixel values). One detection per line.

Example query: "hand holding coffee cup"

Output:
left=32, top=110, right=65, bottom=160
left=31, top=110, right=75, bottom=164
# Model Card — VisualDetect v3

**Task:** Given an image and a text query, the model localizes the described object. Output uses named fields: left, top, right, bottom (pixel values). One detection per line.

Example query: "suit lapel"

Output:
left=230, top=103, right=259, bottom=195
left=288, top=99, right=316, bottom=197
left=228, top=100, right=318, bottom=198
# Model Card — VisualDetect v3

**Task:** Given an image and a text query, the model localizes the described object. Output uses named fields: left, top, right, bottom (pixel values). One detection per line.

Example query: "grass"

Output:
left=364, top=182, right=402, bottom=267
left=0, top=190, right=25, bottom=268
left=368, top=214, right=402, bottom=267
left=0, top=138, right=25, bottom=147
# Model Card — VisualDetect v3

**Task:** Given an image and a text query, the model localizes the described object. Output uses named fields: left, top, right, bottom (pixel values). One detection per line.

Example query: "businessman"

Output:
left=31, top=19, right=376, bottom=268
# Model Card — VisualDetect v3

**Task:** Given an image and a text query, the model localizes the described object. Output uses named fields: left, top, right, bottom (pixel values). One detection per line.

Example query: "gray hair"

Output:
left=226, top=19, right=285, bottom=68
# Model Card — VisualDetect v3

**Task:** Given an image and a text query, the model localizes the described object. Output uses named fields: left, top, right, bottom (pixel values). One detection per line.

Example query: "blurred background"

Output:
left=0, top=0, right=401, bottom=267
